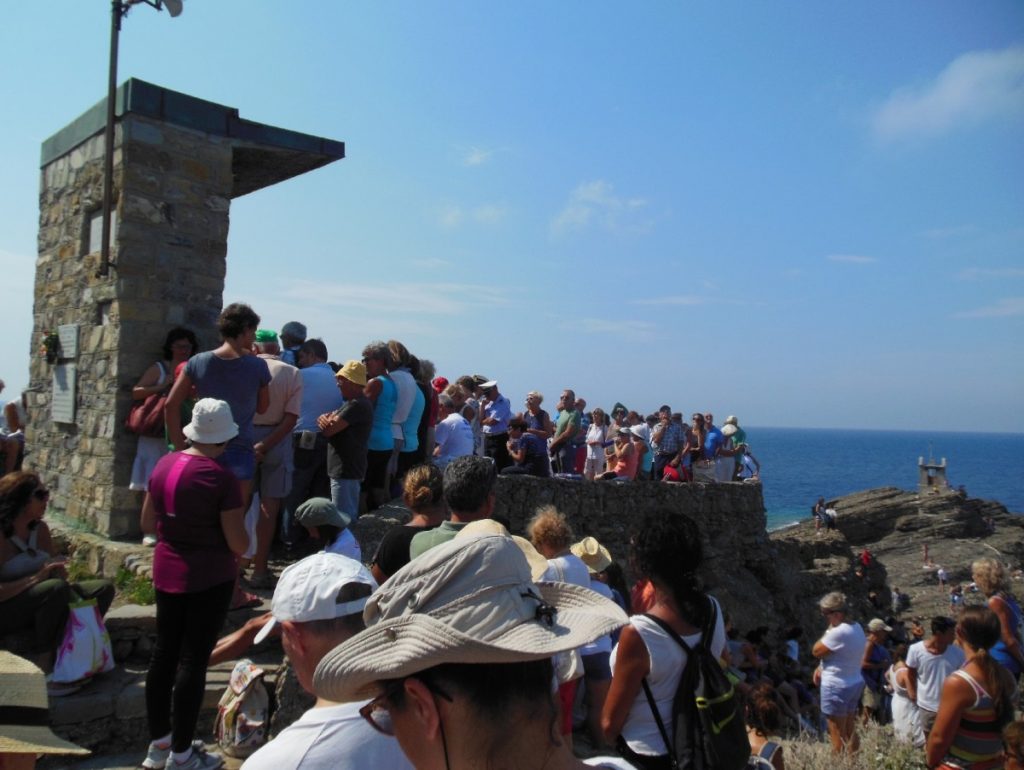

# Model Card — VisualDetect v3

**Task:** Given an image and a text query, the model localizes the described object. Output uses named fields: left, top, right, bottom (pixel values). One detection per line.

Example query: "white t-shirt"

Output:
left=325, top=529, right=362, bottom=563
left=541, top=554, right=591, bottom=588
left=819, top=621, right=867, bottom=688
left=241, top=701, right=412, bottom=770
left=434, top=413, right=474, bottom=461
left=610, top=598, right=727, bottom=756
left=906, top=640, right=966, bottom=712
left=584, top=758, right=639, bottom=769
left=586, top=423, right=607, bottom=460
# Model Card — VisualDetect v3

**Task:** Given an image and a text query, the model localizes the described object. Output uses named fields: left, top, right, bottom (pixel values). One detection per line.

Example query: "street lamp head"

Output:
left=162, top=0, right=183, bottom=17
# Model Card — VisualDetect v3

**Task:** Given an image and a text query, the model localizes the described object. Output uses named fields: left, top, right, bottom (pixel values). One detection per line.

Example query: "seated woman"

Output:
left=501, top=416, right=551, bottom=477
left=600, top=428, right=638, bottom=481
left=745, top=681, right=785, bottom=770
left=0, top=472, right=114, bottom=679
left=310, top=533, right=630, bottom=769
left=293, top=497, right=361, bottom=562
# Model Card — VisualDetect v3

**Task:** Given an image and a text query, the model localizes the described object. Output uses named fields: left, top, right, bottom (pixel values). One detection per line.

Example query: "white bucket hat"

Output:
left=312, top=534, right=627, bottom=702
left=183, top=398, right=238, bottom=444
left=0, top=652, right=89, bottom=756
left=254, top=552, right=377, bottom=644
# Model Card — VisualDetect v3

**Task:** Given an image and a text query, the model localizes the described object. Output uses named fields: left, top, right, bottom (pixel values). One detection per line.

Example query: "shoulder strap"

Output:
left=8, top=534, right=29, bottom=553
left=759, top=740, right=779, bottom=759
left=642, top=613, right=694, bottom=654
left=640, top=677, right=679, bottom=770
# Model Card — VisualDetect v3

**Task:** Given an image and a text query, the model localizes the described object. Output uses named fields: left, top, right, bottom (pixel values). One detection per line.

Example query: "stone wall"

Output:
left=355, top=477, right=815, bottom=632
left=29, top=116, right=230, bottom=536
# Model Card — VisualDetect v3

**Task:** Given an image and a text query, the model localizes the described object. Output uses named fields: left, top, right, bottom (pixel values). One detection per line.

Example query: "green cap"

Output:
left=254, top=329, right=278, bottom=344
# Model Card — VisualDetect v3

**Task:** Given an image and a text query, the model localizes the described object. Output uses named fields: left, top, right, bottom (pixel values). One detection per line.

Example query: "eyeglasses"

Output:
left=360, top=678, right=453, bottom=736
left=32, top=488, right=50, bottom=502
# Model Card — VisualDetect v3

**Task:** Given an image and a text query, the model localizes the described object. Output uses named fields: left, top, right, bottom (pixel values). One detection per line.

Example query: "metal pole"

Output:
left=99, top=0, right=122, bottom=278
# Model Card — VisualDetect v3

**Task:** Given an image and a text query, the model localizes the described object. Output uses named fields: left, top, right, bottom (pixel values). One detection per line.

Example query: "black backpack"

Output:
left=640, top=598, right=750, bottom=770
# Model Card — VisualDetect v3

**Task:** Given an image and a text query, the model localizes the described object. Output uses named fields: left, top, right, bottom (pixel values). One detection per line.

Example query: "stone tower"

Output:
left=28, top=79, right=344, bottom=536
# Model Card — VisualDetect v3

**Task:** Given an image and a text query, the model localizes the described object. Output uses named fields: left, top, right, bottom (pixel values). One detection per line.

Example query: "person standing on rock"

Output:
left=812, top=591, right=866, bottom=754
left=906, top=615, right=966, bottom=737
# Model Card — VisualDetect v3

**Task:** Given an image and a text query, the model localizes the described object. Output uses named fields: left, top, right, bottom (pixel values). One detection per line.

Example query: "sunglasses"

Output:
left=360, top=678, right=452, bottom=736
left=32, top=488, right=50, bottom=502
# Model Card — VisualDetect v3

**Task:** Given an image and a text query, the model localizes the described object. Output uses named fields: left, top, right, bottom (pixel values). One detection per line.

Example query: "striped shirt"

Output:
left=942, top=669, right=1006, bottom=770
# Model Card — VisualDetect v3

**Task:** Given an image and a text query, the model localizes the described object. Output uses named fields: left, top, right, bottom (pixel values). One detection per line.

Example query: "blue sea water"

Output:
left=752, top=427, right=1024, bottom=531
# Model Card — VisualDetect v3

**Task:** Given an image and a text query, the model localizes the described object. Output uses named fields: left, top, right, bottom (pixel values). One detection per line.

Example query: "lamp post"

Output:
left=98, top=0, right=182, bottom=278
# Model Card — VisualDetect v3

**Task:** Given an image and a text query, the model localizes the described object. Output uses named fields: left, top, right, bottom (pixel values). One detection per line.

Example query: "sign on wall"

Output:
left=52, top=364, right=76, bottom=424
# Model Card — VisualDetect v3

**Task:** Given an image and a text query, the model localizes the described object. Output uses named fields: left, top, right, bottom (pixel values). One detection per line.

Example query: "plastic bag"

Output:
left=51, top=598, right=115, bottom=684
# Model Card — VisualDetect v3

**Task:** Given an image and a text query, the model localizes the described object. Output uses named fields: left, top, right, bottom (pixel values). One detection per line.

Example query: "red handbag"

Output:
left=126, top=392, right=167, bottom=438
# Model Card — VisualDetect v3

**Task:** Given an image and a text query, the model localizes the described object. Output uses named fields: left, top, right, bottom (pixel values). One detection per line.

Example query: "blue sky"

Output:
left=1, top=2, right=1022, bottom=433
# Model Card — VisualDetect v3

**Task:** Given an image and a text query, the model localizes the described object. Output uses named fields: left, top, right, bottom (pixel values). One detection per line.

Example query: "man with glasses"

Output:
left=906, top=616, right=966, bottom=737
left=242, top=552, right=411, bottom=770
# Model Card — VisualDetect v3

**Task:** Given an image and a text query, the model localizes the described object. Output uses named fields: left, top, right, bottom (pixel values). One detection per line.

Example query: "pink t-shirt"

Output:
left=149, top=452, right=243, bottom=593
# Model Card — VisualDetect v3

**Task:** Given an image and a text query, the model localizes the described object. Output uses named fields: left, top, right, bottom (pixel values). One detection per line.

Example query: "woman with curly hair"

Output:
left=0, top=472, right=114, bottom=675
left=972, top=557, right=1024, bottom=676
left=601, top=509, right=727, bottom=770
left=528, top=505, right=591, bottom=744
left=927, top=606, right=1017, bottom=770
left=370, top=463, right=446, bottom=583
left=745, top=681, right=785, bottom=769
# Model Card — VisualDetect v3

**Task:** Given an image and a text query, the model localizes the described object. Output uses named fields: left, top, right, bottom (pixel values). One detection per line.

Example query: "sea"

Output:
left=752, top=427, right=1024, bottom=532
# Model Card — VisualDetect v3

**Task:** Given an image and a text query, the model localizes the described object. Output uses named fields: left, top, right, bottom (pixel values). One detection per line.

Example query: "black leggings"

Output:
left=146, top=580, right=234, bottom=751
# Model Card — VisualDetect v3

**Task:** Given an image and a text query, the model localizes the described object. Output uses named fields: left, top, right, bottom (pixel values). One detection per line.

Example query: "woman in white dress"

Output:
left=887, top=643, right=925, bottom=747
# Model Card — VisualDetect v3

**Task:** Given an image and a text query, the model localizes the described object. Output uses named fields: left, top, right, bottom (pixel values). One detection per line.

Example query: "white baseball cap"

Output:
left=254, top=552, right=377, bottom=644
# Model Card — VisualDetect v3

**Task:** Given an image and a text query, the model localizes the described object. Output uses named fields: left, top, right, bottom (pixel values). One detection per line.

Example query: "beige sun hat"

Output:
left=455, top=519, right=549, bottom=580
left=312, top=533, right=627, bottom=703
left=570, top=536, right=613, bottom=574
left=0, top=652, right=89, bottom=756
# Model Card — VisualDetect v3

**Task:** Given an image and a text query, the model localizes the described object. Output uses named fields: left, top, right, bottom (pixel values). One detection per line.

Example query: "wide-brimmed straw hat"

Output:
left=570, top=536, right=613, bottom=574
left=0, top=652, right=89, bottom=756
left=183, top=398, right=238, bottom=444
left=312, top=533, right=627, bottom=703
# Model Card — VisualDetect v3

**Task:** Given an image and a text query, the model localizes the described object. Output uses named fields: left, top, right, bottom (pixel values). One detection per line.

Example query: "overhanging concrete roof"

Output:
left=41, top=79, right=345, bottom=198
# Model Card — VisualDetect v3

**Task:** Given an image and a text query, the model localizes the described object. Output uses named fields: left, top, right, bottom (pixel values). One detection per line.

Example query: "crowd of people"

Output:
left=4, top=304, right=1024, bottom=770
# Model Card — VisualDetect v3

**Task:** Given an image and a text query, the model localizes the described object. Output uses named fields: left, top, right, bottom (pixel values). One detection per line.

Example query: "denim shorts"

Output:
left=218, top=444, right=255, bottom=482
left=820, top=680, right=864, bottom=717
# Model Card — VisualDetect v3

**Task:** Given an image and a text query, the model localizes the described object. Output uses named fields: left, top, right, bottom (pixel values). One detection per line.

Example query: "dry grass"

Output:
left=784, top=721, right=926, bottom=770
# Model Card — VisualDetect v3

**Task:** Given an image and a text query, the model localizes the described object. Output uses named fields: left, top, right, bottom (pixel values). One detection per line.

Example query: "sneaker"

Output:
left=171, top=748, right=223, bottom=770
left=142, top=535, right=157, bottom=547
left=140, top=740, right=208, bottom=770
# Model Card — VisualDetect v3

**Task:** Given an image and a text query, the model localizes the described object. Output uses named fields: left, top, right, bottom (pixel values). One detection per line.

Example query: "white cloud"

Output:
left=473, top=204, right=507, bottom=224
left=551, top=180, right=650, bottom=235
left=437, top=203, right=506, bottom=228
left=957, top=267, right=1024, bottom=281
left=560, top=317, right=656, bottom=341
left=463, top=146, right=495, bottom=166
left=439, top=205, right=464, bottom=229
left=410, top=257, right=453, bottom=269
left=872, top=46, right=1024, bottom=141
left=282, top=279, right=508, bottom=316
left=954, top=297, right=1024, bottom=318
left=632, top=295, right=708, bottom=307
left=826, top=254, right=878, bottom=264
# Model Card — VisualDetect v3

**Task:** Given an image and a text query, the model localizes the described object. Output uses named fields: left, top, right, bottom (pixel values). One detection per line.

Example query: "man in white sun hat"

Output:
left=0, top=651, right=89, bottom=768
left=311, top=533, right=630, bottom=769
left=244, top=552, right=410, bottom=770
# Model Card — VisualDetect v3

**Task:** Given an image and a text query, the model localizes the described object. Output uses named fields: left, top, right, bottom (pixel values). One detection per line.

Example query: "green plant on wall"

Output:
left=114, top=566, right=156, bottom=605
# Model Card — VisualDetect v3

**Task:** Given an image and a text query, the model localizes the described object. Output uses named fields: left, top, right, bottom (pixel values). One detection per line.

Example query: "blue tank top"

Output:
left=991, top=593, right=1023, bottom=675
left=368, top=376, right=397, bottom=451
